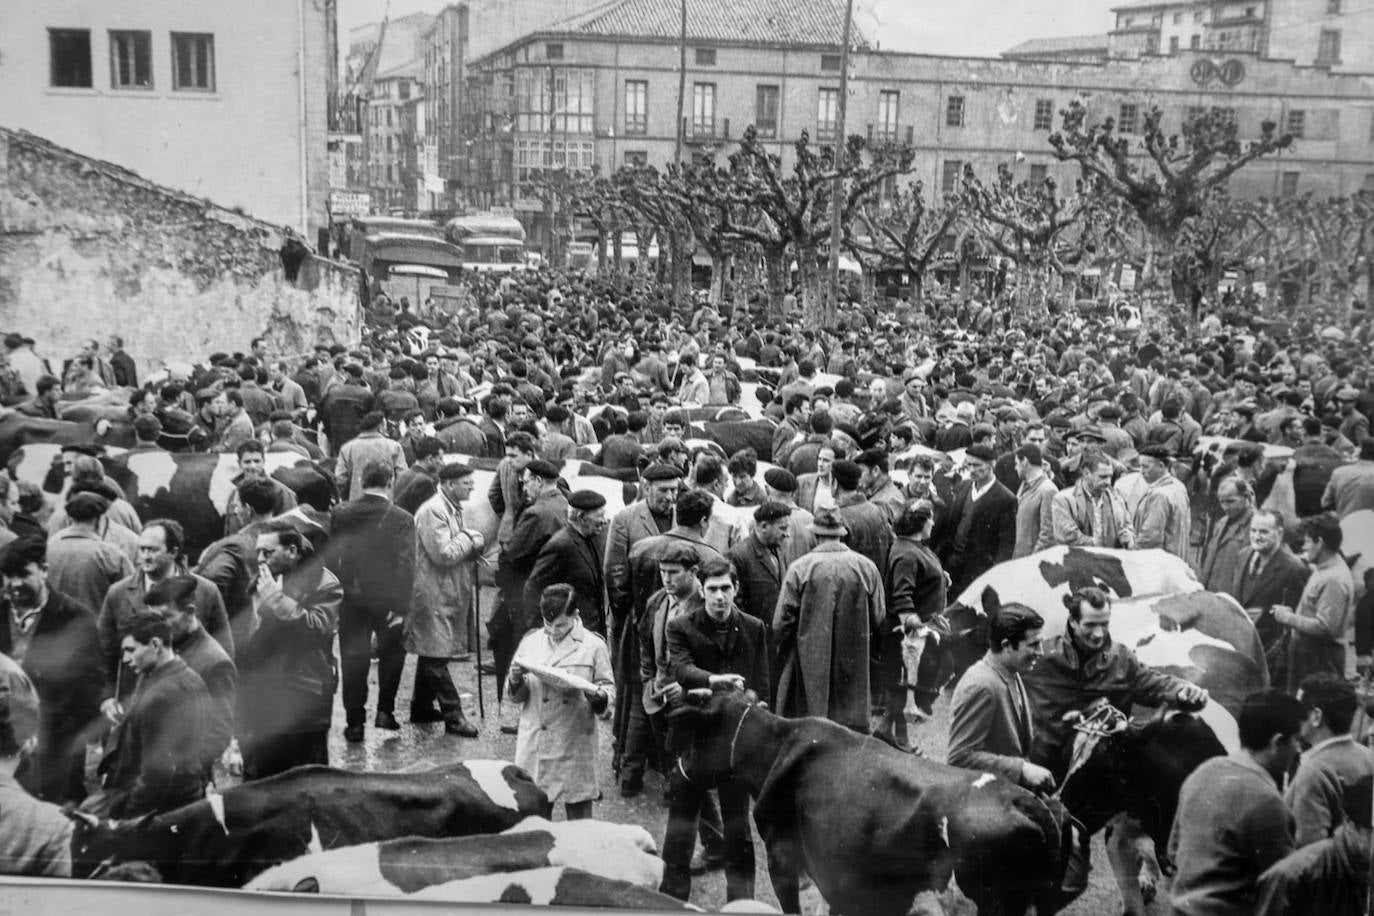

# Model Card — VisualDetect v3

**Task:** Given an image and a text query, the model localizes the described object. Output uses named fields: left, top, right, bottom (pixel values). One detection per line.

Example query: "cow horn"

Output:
left=65, top=810, right=100, bottom=829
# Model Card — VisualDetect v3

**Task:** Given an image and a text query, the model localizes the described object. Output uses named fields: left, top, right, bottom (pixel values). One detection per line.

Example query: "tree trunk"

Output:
left=800, top=253, right=826, bottom=327
left=764, top=249, right=787, bottom=318
left=710, top=251, right=728, bottom=307
left=596, top=228, right=609, bottom=276
left=861, top=270, right=877, bottom=308
left=612, top=230, right=624, bottom=275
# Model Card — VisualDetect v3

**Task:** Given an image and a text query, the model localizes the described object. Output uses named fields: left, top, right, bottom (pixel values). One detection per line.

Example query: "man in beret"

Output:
left=1133, top=444, right=1191, bottom=558
left=728, top=502, right=791, bottom=637
left=936, top=444, right=1017, bottom=596
left=525, top=490, right=608, bottom=637
left=763, top=468, right=817, bottom=569
left=47, top=491, right=134, bottom=616
left=405, top=464, right=484, bottom=737
left=493, top=460, right=570, bottom=682
left=831, top=459, right=892, bottom=574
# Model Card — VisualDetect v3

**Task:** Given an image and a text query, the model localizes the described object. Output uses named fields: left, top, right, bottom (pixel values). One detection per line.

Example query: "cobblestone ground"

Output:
left=212, top=585, right=1122, bottom=914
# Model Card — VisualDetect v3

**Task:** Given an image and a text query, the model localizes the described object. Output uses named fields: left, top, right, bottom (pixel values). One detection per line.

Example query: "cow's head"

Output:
left=1057, top=710, right=1224, bottom=855
left=67, top=810, right=160, bottom=878
left=667, top=685, right=762, bottom=789
left=931, top=588, right=1001, bottom=688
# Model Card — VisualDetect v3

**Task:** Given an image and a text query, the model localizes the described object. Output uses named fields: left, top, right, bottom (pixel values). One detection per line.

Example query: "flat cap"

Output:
left=1078, top=424, right=1107, bottom=442
left=437, top=463, right=474, bottom=480
left=568, top=489, right=607, bottom=511
left=965, top=443, right=998, bottom=463
left=1138, top=444, right=1174, bottom=461
left=642, top=463, right=684, bottom=482
left=524, top=459, right=560, bottom=480
left=754, top=501, right=793, bottom=524
left=763, top=467, right=798, bottom=493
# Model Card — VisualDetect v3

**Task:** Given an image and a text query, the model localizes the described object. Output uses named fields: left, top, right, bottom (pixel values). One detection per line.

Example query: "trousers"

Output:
left=660, top=765, right=753, bottom=902
left=242, top=729, right=328, bottom=781
left=339, top=610, right=405, bottom=725
left=412, top=656, right=465, bottom=720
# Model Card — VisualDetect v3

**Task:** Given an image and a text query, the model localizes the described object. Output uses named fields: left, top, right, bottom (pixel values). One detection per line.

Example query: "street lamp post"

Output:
left=827, top=0, right=855, bottom=319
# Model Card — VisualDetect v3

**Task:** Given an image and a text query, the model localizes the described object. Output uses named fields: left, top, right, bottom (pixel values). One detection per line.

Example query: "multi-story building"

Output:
left=366, top=59, right=424, bottom=212
left=1267, top=0, right=1374, bottom=72
left=1, top=0, right=332, bottom=239
left=1107, top=0, right=1268, bottom=58
left=1002, top=35, right=1111, bottom=64
left=464, top=0, right=1374, bottom=251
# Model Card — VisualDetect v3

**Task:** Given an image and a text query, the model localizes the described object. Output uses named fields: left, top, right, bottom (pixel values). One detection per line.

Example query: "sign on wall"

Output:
left=1189, top=58, right=1246, bottom=87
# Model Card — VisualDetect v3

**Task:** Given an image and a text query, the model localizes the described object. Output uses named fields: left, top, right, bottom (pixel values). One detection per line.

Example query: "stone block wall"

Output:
left=0, top=128, right=361, bottom=374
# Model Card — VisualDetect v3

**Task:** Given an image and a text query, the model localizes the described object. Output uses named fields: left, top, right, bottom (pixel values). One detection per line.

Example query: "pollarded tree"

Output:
left=566, top=169, right=633, bottom=276
left=1049, top=101, right=1292, bottom=327
left=845, top=180, right=960, bottom=305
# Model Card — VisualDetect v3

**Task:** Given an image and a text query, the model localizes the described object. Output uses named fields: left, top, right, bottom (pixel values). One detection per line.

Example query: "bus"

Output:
left=445, top=213, right=529, bottom=274
left=346, top=217, right=466, bottom=306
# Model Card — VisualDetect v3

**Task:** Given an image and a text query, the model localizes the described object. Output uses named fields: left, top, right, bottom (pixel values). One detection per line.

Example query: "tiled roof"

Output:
left=1002, top=34, right=1110, bottom=57
left=1111, top=0, right=1193, bottom=10
left=546, top=0, right=867, bottom=47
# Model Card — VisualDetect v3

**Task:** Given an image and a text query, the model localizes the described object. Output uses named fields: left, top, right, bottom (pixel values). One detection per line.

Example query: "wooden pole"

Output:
left=827, top=0, right=855, bottom=321
left=674, top=0, right=687, bottom=165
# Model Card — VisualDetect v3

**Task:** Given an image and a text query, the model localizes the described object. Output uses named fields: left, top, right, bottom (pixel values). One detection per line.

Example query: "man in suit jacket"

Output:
left=525, top=490, right=608, bottom=637
left=0, top=537, right=107, bottom=804
left=938, top=444, right=1017, bottom=596
left=604, top=464, right=681, bottom=651
left=327, top=459, right=416, bottom=743
left=727, top=503, right=791, bottom=633
left=1197, top=477, right=1255, bottom=593
left=831, top=459, right=892, bottom=574
left=947, top=601, right=1055, bottom=791
left=661, top=556, right=770, bottom=903
left=1231, top=509, right=1310, bottom=683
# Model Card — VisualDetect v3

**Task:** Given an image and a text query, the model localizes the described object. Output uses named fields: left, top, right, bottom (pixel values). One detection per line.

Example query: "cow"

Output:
left=1056, top=707, right=1227, bottom=915
left=672, top=687, right=1071, bottom=916
left=0, top=409, right=122, bottom=467
left=695, top=419, right=778, bottom=462
left=1342, top=509, right=1373, bottom=600
left=68, top=760, right=550, bottom=887
left=245, top=816, right=663, bottom=894
left=405, top=867, right=691, bottom=909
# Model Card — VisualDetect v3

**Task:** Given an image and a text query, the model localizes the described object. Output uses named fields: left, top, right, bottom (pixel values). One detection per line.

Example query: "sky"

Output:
left=339, top=0, right=1123, bottom=59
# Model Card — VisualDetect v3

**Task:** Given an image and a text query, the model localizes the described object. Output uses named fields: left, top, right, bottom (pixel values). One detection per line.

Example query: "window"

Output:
left=624, top=150, right=648, bottom=168
left=515, top=68, right=595, bottom=133
left=694, top=48, right=716, bottom=66
left=1363, top=173, right=1374, bottom=194
left=1328, top=0, right=1341, bottom=11
left=1318, top=28, right=1341, bottom=62
left=1245, top=5, right=1255, bottom=16
left=1169, top=36, right=1179, bottom=53
left=941, top=160, right=963, bottom=194
left=1118, top=103, right=1139, bottom=134
left=171, top=32, right=215, bottom=91
left=386, top=108, right=393, bottom=127
left=1029, top=163, right=1049, bottom=184
left=692, top=82, right=716, bottom=136
left=1173, top=12, right=1182, bottom=23
left=1190, top=34, right=1201, bottom=49
left=877, top=90, right=900, bottom=142
left=545, top=43, right=563, bottom=60
left=109, top=30, right=152, bottom=89
left=946, top=95, right=965, bottom=127
left=821, top=54, right=841, bottom=71
left=514, top=138, right=595, bottom=181
left=1033, top=98, right=1054, bottom=131
left=755, top=84, right=780, bottom=138
left=624, top=80, right=648, bottom=134
left=1280, top=171, right=1300, bottom=197
left=1194, top=11, right=1203, bottom=21
left=817, top=87, right=839, bottom=140
left=48, top=28, right=92, bottom=88
left=1286, top=109, right=1306, bottom=138
left=399, top=81, right=410, bottom=100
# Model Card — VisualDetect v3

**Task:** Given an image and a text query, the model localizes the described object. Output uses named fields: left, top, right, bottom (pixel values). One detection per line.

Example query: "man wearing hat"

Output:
left=46, top=489, right=134, bottom=615
left=1334, top=386, right=1370, bottom=448
left=728, top=502, right=792, bottom=635
left=406, top=463, right=484, bottom=737
left=831, top=459, right=892, bottom=573
left=496, top=459, right=569, bottom=649
left=0, top=651, right=77, bottom=875
left=762, top=467, right=817, bottom=568
left=937, top=444, right=1016, bottom=596
left=1133, top=444, right=1191, bottom=559
left=774, top=506, right=885, bottom=732
left=524, top=489, right=609, bottom=637
left=606, top=464, right=683, bottom=647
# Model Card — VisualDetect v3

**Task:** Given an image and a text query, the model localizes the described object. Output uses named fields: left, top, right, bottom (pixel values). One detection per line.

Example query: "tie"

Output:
left=1249, top=552, right=1263, bottom=580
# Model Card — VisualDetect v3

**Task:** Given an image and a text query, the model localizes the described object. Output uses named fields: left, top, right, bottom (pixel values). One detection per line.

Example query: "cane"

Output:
left=472, top=562, right=486, bottom=720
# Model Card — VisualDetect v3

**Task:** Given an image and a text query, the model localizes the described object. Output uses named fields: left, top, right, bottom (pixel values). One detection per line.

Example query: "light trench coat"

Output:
left=510, top=621, right=615, bottom=805
left=405, top=491, right=481, bottom=657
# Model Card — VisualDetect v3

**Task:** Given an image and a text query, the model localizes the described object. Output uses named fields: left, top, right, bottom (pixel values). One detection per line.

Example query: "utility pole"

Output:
left=826, top=0, right=855, bottom=319
left=546, top=64, right=556, bottom=265
left=674, top=0, right=687, bottom=164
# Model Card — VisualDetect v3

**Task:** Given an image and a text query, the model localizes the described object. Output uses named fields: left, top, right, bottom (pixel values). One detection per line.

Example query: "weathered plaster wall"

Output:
left=0, top=129, right=361, bottom=374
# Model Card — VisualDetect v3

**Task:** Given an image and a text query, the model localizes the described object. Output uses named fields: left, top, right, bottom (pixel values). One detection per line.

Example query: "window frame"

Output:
left=946, top=95, right=965, bottom=128
left=171, top=31, right=216, bottom=92
left=941, top=159, right=964, bottom=195
left=1118, top=103, right=1139, bottom=134
left=755, top=84, right=780, bottom=139
left=877, top=90, right=900, bottom=143
left=820, top=53, right=841, bottom=72
left=692, top=81, right=717, bottom=137
left=1029, top=163, right=1049, bottom=185
left=1286, top=109, right=1306, bottom=139
left=48, top=28, right=93, bottom=89
left=109, top=29, right=153, bottom=90
left=1317, top=28, right=1341, bottom=63
left=694, top=47, right=717, bottom=66
left=1033, top=98, right=1054, bottom=132
left=545, top=43, right=564, bottom=60
left=817, top=86, right=839, bottom=141
left=1280, top=170, right=1300, bottom=198
left=624, top=79, right=648, bottom=135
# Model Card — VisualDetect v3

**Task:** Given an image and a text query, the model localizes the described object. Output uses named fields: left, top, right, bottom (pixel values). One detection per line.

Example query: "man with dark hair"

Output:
left=319, top=363, right=376, bottom=452
left=1013, top=443, right=1058, bottom=558
left=213, top=389, right=255, bottom=454
left=88, top=610, right=209, bottom=818
left=328, top=459, right=416, bottom=742
left=772, top=393, right=812, bottom=468
left=728, top=502, right=791, bottom=632
left=197, top=477, right=281, bottom=658
left=106, top=335, right=136, bottom=388
left=857, top=448, right=905, bottom=524
left=47, top=490, right=135, bottom=615
left=1051, top=453, right=1135, bottom=549
left=0, top=537, right=105, bottom=803
left=785, top=411, right=835, bottom=477
left=223, top=440, right=298, bottom=536
left=661, top=556, right=769, bottom=902
left=239, top=522, right=343, bottom=777
left=1168, top=689, right=1305, bottom=915
left=392, top=436, right=445, bottom=514
left=725, top=451, right=764, bottom=508
left=1272, top=513, right=1355, bottom=692
left=16, top=375, right=61, bottom=420
left=947, top=601, right=1053, bottom=790
left=336, top=411, right=408, bottom=502
left=937, top=444, right=1016, bottom=595
left=1133, top=444, right=1191, bottom=558
left=1287, top=673, right=1374, bottom=848
left=144, top=575, right=236, bottom=778
left=831, top=459, right=892, bottom=574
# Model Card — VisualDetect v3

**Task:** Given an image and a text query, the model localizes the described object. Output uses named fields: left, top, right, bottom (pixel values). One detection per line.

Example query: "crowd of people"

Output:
left=0, top=271, right=1372, bottom=913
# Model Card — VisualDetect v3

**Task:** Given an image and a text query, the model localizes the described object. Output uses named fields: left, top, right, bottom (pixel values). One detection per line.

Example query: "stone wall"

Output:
left=0, top=128, right=361, bottom=374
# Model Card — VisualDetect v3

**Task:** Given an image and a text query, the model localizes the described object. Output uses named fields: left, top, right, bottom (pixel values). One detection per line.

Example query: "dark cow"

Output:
left=68, top=760, right=550, bottom=887
left=406, top=867, right=691, bottom=909
left=0, top=411, right=121, bottom=467
left=246, top=816, right=662, bottom=893
left=695, top=419, right=777, bottom=462
left=673, top=688, right=1070, bottom=916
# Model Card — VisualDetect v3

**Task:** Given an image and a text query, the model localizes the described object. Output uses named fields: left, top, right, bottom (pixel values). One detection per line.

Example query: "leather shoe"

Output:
left=374, top=711, right=401, bottom=731
left=619, top=778, right=644, bottom=798
left=445, top=718, right=479, bottom=738
left=410, top=707, right=445, bottom=724
left=689, top=850, right=725, bottom=875
left=344, top=724, right=365, bottom=743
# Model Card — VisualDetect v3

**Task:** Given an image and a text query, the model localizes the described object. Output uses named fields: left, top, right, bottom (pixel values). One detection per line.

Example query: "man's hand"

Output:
left=466, top=530, right=487, bottom=552
left=1020, top=761, right=1056, bottom=792
left=256, top=571, right=281, bottom=598
left=582, top=686, right=608, bottom=703
left=1271, top=606, right=1297, bottom=627
left=508, top=660, right=525, bottom=682
left=100, top=698, right=123, bottom=725
left=661, top=682, right=684, bottom=706
left=708, top=674, right=745, bottom=692
left=1176, top=684, right=1209, bottom=709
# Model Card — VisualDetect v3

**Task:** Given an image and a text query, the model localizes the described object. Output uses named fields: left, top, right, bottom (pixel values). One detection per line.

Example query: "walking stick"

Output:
left=473, top=562, right=486, bottom=719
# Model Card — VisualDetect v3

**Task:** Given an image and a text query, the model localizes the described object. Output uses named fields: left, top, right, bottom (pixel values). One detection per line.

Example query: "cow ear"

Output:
left=980, top=587, right=1001, bottom=619
left=65, top=810, right=100, bottom=829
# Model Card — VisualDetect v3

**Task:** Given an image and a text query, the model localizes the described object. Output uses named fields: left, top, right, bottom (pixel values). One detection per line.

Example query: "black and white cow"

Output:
left=245, top=816, right=662, bottom=894
left=404, top=867, right=691, bottom=909
left=68, top=760, right=549, bottom=887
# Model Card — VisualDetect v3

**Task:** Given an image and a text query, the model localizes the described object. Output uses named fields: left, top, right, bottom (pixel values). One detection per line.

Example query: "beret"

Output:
left=642, top=463, right=684, bottom=482
left=343, top=363, right=365, bottom=377
left=1078, top=424, right=1107, bottom=441
left=65, top=490, right=111, bottom=520
left=657, top=542, right=700, bottom=567
left=763, top=467, right=797, bottom=493
left=568, top=489, right=607, bottom=511
left=830, top=459, right=863, bottom=491
left=754, top=501, right=793, bottom=524
left=2, top=333, right=23, bottom=349
left=437, top=463, right=474, bottom=480
left=1138, top=444, right=1174, bottom=461
left=1045, top=415, right=1073, bottom=429
left=965, top=443, right=998, bottom=462
left=524, top=459, right=560, bottom=480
